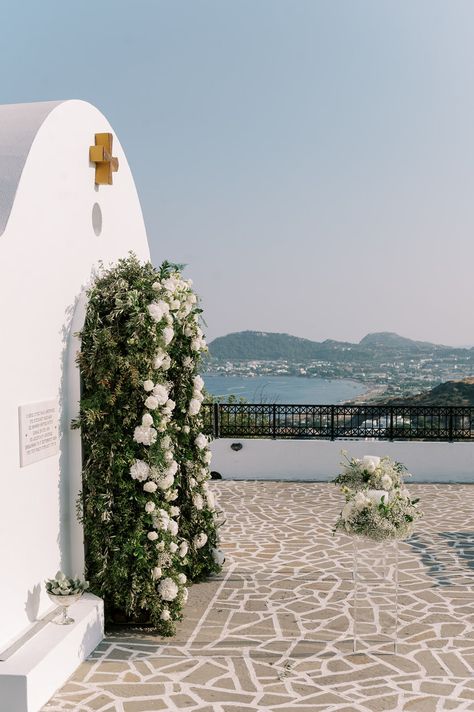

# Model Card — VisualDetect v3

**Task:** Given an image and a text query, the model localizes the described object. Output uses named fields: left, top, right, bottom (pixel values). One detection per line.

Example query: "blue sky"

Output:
left=1, top=1, right=473, bottom=345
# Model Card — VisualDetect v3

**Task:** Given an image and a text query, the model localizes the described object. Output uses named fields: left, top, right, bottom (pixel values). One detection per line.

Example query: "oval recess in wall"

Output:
left=92, top=202, right=102, bottom=236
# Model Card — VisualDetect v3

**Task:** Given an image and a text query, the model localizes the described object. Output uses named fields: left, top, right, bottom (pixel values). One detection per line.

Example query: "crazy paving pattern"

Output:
left=43, top=482, right=474, bottom=711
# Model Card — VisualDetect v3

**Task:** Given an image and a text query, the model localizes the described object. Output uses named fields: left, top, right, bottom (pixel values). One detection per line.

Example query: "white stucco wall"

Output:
left=210, top=438, right=474, bottom=483
left=0, top=100, right=150, bottom=652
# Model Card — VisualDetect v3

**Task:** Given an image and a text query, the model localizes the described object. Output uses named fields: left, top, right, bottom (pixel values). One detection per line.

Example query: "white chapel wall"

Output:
left=0, top=100, right=150, bottom=651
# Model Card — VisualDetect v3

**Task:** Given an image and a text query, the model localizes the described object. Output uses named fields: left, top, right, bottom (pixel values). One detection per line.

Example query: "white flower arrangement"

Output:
left=333, top=452, right=422, bottom=541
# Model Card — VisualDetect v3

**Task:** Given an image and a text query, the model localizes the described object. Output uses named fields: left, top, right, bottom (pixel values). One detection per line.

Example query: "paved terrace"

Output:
left=43, top=482, right=474, bottom=712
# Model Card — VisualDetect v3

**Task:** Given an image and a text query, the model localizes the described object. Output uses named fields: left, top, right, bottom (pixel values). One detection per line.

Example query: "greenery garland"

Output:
left=75, top=254, right=223, bottom=634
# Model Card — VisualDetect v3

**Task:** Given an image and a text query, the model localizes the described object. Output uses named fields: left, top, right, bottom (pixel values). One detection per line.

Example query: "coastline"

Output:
left=341, top=382, right=388, bottom=405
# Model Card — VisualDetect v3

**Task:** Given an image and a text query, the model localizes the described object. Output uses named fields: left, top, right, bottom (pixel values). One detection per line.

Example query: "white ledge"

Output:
left=0, top=593, right=104, bottom=712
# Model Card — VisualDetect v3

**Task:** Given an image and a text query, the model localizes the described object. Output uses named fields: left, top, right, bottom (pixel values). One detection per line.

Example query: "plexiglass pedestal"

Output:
left=352, top=537, right=399, bottom=654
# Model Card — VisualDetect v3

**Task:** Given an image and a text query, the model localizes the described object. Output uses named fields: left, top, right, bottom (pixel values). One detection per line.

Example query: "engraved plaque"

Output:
left=19, top=400, right=59, bottom=467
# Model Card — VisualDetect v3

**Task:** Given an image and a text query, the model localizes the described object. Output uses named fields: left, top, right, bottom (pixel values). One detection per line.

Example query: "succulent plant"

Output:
left=45, top=571, right=89, bottom=596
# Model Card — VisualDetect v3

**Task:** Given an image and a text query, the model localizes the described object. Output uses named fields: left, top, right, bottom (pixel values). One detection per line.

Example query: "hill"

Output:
left=207, top=330, right=455, bottom=362
left=389, top=379, right=474, bottom=407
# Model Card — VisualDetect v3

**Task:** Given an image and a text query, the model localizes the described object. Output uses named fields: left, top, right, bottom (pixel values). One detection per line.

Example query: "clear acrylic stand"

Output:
left=352, top=537, right=399, bottom=654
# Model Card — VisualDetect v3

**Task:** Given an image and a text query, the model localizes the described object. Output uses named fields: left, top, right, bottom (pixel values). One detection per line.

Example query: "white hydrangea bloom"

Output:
left=133, top=426, right=157, bottom=446
left=163, top=326, right=174, bottom=345
left=158, top=577, right=179, bottom=601
left=188, top=398, right=202, bottom=416
left=160, top=607, right=171, bottom=621
left=148, top=302, right=164, bottom=322
left=151, top=383, right=169, bottom=405
left=130, top=460, right=150, bottom=482
left=195, top=433, right=208, bottom=450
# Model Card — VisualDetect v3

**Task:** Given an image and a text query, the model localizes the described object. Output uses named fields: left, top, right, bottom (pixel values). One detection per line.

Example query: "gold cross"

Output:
left=89, top=133, right=119, bottom=185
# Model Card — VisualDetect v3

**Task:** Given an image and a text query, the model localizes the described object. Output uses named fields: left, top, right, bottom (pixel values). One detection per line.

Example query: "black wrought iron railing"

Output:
left=201, top=403, right=474, bottom=442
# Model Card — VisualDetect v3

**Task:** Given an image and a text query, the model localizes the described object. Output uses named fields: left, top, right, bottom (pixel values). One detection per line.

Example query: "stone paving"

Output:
left=42, top=481, right=474, bottom=711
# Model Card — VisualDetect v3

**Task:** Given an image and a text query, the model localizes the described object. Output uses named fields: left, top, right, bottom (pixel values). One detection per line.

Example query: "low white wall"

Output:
left=210, top=439, right=474, bottom=483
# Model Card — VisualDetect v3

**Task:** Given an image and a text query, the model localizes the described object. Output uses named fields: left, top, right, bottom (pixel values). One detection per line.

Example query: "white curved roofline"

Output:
left=0, top=100, right=66, bottom=236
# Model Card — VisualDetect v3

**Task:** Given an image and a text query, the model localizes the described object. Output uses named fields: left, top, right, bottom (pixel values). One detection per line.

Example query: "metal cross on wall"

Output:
left=89, top=133, right=119, bottom=185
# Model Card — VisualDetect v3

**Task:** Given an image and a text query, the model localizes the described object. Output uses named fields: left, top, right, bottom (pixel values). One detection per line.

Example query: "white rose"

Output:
left=145, top=501, right=156, bottom=514
left=169, top=542, right=178, bottom=553
left=191, top=338, right=202, bottom=351
left=183, top=425, right=190, bottom=434
left=168, top=520, right=179, bottom=536
left=182, top=587, right=189, bottom=603
left=130, top=459, right=150, bottom=482
left=193, top=375, right=204, bottom=391
left=212, top=548, right=225, bottom=566
left=170, top=506, right=180, bottom=517
left=354, top=491, right=371, bottom=510
left=152, top=281, right=161, bottom=291
left=154, top=350, right=166, bottom=369
left=152, top=566, right=162, bottom=580
left=160, top=608, right=171, bottom=621
left=143, top=481, right=158, bottom=493
left=143, top=379, right=154, bottom=392
left=170, top=299, right=180, bottom=310
left=142, top=413, right=154, bottom=427
left=194, top=532, right=208, bottom=549
left=206, top=491, right=215, bottom=510
left=177, top=573, right=187, bottom=584
left=189, top=477, right=197, bottom=488
left=165, top=399, right=176, bottom=412
left=164, top=451, right=173, bottom=462
left=193, top=494, right=204, bottom=510
left=179, top=541, right=189, bottom=557
left=161, top=355, right=171, bottom=371
left=145, top=395, right=159, bottom=410
left=163, top=326, right=174, bottom=345
left=362, top=455, right=381, bottom=474
left=158, top=577, right=179, bottom=601
left=162, top=277, right=177, bottom=292
left=366, top=490, right=390, bottom=505
left=203, top=450, right=212, bottom=464
left=195, top=433, right=208, bottom=450
left=147, top=531, right=159, bottom=541
left=188, top=398, right=202, bottom=416
left=165, top=488, right=178, bottom=501
left=158, top=473, right=174, bottom=491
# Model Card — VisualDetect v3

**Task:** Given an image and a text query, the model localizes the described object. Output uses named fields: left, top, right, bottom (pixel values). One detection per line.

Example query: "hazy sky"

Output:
left=1, top=1, right=473, bottom=345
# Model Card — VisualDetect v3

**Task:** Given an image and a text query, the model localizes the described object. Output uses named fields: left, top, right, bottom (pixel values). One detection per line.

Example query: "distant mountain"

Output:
left=207, top=330, right=460, bottom=362
left=390, top=378, right=474, bottom=406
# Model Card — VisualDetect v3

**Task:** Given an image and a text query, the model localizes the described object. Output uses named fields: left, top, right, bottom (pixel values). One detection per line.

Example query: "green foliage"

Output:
left=75, top=254, right=222, bottom=633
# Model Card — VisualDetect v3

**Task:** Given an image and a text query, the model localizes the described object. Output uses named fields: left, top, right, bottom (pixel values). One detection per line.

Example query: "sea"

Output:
left=203, top=374, right=368, bottom=404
